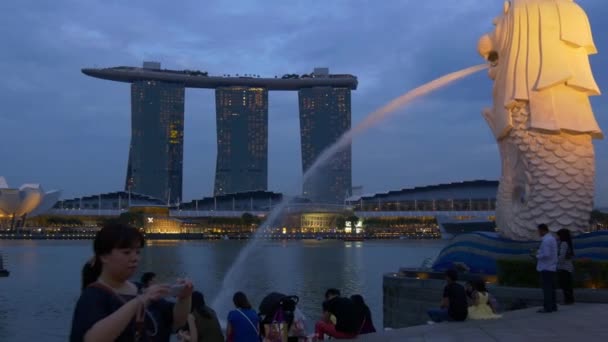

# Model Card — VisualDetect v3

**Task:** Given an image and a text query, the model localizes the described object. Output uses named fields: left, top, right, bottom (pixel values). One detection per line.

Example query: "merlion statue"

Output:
left=477, top=0, right=603, bottom=240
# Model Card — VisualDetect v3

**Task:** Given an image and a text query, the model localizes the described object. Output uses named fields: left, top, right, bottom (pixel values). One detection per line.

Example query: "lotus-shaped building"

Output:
left=0, top=177, right=61, bottom=228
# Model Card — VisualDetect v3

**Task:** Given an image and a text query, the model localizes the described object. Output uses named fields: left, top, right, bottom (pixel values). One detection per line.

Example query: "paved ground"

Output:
left=347, top=304, right=608, bottom=341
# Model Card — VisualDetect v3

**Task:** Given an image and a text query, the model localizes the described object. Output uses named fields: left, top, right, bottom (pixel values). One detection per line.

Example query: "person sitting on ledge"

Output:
left=324, top=288, right=340, bottom=325
left=350, top=294, right=376, bottom=334
left=427, top=269, right=468, bottom=323
left=467, top=278, right=502, bottom=320
left=314, top=292, right=362, bottom=340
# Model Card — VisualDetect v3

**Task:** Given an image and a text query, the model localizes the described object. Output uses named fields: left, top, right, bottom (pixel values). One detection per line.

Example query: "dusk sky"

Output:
left=1, top=0, right=607, bottom=206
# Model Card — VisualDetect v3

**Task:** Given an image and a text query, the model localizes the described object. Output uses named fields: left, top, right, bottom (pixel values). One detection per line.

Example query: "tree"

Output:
left=347, top=215, right=359, bottom=225
left=335, top=216, right=346, bottom=230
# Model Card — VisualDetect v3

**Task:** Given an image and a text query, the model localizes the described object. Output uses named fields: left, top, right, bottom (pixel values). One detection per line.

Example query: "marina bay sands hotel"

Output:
left=82, top=62, right=358, bottom=205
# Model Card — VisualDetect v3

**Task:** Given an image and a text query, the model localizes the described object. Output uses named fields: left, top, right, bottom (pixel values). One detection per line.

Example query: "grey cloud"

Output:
left=1, top=0, right=607, bottom=205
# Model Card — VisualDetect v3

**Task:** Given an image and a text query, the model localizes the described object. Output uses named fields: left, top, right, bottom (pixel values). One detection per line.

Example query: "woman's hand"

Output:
left=140, top=284, right=170, bottom=304
left=174, top=278, right=194, bottom=300
left=177, top=330, right=192, bottom=341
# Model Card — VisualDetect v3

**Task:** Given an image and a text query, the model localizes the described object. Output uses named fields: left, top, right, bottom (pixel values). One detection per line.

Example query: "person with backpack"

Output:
left=258, top=293, right=305, bottom=342
left=557, top=228, right=575, bottom=305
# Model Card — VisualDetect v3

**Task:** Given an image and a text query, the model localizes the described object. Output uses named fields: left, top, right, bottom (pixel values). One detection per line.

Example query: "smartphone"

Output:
left=169, top=284, right=186, bottom=297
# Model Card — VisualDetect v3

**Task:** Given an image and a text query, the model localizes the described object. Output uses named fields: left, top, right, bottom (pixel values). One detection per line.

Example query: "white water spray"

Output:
left=211, top=64, right=488, bottom=314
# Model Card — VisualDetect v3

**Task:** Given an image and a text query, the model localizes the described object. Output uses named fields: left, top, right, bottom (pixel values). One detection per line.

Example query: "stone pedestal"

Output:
left=383, top=273, right=608, bottom=329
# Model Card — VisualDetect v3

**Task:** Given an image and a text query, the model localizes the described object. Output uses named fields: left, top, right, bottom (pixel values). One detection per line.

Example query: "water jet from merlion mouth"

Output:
left=210, top=64, right=488, bottom=315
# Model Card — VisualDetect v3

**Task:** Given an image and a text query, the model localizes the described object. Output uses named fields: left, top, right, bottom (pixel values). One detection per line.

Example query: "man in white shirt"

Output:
left=536, top=224, right=558, bottom=313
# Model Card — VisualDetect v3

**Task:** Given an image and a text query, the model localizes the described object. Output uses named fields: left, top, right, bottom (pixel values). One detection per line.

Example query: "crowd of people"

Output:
left=69, top=221, right=577, bottom=341
left=427, top=223, right=576, bottom=323
left=69, top=222, right=377, bottom=341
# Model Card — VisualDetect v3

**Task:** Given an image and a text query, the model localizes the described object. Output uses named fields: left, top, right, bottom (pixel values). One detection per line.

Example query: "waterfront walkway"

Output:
left=350, top=304, right=608, bottom=341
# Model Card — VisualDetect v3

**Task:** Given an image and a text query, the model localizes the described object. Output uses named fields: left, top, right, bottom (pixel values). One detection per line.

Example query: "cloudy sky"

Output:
left=1, top=0, right=607, bottom=205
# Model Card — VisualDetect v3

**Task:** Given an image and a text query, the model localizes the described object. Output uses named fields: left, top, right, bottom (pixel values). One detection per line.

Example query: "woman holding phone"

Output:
left=70, top=223, right=193, bottom=341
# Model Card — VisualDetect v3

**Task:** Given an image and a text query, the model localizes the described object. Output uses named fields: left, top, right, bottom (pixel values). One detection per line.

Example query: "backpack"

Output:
left=259, top=293, right=299, bottom=341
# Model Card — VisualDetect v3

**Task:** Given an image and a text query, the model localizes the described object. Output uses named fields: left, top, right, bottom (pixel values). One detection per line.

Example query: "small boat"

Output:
left=343, top=235, right=365, bottom=242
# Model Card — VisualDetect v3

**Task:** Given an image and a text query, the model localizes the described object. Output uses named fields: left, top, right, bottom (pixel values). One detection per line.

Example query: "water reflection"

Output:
left=139, top=241, right=187, bottom=282
left=0, top=239, right=444, bottom=341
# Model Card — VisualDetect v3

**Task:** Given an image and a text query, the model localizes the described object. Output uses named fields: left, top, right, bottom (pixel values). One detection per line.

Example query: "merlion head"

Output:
left=477, top=0, right=602, bottom=139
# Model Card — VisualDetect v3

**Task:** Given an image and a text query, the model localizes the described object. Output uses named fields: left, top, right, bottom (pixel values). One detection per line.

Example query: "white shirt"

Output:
left=537, top=233, right=558, bottom=272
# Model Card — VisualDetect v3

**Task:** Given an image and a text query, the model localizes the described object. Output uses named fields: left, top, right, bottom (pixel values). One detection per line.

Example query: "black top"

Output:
left=325, top=297, right=363, bottom=334
left=70, top=285, right=174, bottom=342
left=192, top=308, right=225, bottom=342
left=443, top=283, right=468, bottom=321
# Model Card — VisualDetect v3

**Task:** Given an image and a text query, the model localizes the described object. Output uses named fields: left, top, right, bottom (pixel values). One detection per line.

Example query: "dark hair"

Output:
left=445, top=269, right=458, bottom=282
left=557, top=228, right=575, bottom=257
left=351, top=294, right=372, bottom=320
left=350, top=294, right=365, bottom=306
left=233, top=291, right=252, bottom=309
left=81, top=223, right=144, bottom=290
left=192, top=291, right=214, bottom=319
left=325, top=288, right=341, bottom=299
left=537, top=224, right=549, bottom=232
left=140, top=272, right=156, bottom=288
left=473, top=277, right=488, bottom=293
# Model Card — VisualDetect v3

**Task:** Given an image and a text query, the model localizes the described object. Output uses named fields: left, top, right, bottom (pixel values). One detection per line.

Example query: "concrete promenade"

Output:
left=349, top=304, right=608, bottom=341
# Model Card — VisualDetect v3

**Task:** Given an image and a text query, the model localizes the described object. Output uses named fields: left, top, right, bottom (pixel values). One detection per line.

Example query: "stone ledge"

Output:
left=383, top=274, right=608, bottom=328
left=351, top=304, right=608, bottom=341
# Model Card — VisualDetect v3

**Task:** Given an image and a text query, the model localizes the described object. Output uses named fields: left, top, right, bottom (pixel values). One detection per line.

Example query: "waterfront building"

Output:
left=0, top=177, right=61, bottom=229
left=214, top=87, right=268, bottom=195
left=180, top=190, right=282, bottom=212
left=347, top=180, right=498, bottom=239
left=125, top=62, right=185, bottom=204
left=298, top=68, right=352, bottom=204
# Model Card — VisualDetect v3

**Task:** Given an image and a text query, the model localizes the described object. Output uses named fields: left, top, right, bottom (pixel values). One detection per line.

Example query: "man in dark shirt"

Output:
left=427, top=269, right=468, bottom=323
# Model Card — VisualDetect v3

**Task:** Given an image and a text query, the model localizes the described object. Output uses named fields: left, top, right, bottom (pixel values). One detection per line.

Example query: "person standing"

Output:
left=536, top=224, right=558, bottom=313
left=557, top=229, right=575, bottom=305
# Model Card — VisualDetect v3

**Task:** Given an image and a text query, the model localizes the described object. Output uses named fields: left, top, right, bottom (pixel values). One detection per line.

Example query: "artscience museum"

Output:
left=0, top=177, right=61, bottom=229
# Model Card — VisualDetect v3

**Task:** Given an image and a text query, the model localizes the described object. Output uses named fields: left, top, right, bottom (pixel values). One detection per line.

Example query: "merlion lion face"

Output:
left=477, top=1, right=509, bottom=80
